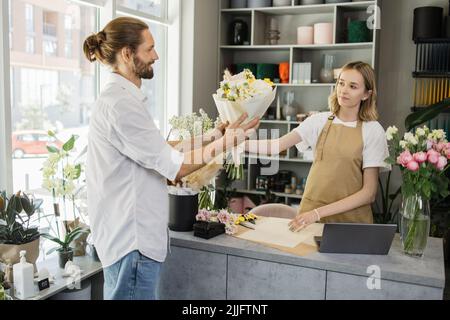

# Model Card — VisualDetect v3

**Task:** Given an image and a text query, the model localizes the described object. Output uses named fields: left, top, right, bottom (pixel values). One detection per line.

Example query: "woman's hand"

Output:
left=288, top=210, right=320, bottom=232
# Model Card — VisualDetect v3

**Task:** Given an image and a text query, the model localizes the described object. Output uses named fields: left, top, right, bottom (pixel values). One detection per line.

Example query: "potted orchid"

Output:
left=385, top=125, right=450, bottom=257
left=41, top=131, right=90, bottom=257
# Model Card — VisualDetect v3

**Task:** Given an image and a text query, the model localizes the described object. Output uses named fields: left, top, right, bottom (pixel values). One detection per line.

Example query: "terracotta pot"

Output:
left=0, top=238, right=40, bottom=282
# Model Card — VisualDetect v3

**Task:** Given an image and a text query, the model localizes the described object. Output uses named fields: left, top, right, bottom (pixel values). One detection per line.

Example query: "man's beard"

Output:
left=133, top=55, right=154, bottom=79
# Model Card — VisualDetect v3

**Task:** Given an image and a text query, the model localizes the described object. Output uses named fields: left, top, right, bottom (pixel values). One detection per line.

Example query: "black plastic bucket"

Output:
left=168, top=193, right=199, bottom=232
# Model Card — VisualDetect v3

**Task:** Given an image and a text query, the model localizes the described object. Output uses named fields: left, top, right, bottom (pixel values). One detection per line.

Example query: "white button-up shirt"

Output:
left=87, top=73, right=184, bottom=268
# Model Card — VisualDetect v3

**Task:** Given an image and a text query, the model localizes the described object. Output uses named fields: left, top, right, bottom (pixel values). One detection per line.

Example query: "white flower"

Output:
left=409, top=137, right=418, bottom=145
left=64, top=164, right=80, bottom=180
left=48, top=153, right=60, bottom=165
left=431, top=129, right=446, bottom=141
left=404, top=132, right=414, bottom=141
left=42, top=178, right=57, bottom=191
left=404, top=132, right=418, bottom=145
left=216, top=69, right=272, bottom=102
left=386, top=126, right=398, bottom=141
left=400, top=140, right=408, bottom=149
left=416, top=128, right=426, bottom=137
left=42, top=166, right=56, bottom=178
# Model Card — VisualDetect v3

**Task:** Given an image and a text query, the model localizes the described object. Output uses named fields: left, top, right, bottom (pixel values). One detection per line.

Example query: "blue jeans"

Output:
left=103, top=250, right=162, bottom=300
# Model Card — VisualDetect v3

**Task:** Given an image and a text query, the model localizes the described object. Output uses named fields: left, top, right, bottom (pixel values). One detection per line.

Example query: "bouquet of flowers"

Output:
left=168, top=109, right=219, bottom=141
left=168, top=110, right=222, bottom=207
left=213, top=69, right=277, bottom=179
left=196, top=209, right=239, bottom=235
left=385, top=125, right=449, bottom=256
left=196, top=209, right=259, bottom=235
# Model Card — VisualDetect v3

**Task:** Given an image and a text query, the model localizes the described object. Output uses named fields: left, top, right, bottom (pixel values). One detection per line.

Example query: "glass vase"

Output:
left=399, top=194, right=431, bottom=258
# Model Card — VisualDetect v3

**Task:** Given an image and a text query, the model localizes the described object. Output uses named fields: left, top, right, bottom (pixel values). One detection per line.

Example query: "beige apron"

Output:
left=298, top=115, right=373, bottom=224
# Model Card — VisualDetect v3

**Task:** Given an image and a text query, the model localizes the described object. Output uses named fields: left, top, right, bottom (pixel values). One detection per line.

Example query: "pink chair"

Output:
left=228, top=196, right=257, bottom=215
left=249, top=203, right=297, bottom=219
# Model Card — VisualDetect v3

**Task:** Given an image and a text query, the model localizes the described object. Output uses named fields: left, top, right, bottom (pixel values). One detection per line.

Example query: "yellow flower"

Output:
left=264, top=78, right=274, bottom=87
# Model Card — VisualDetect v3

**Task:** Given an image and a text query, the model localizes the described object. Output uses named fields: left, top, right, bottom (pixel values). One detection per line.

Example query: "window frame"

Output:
left=0, top=0, right=181, bottom=193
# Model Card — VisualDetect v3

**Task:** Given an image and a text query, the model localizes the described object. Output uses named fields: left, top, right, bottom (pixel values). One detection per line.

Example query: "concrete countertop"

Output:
left=169, top=231, right=446, bottom=289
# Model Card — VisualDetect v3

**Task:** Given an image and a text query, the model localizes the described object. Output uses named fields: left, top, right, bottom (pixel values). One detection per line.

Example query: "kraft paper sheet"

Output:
left=233, top=217, right=324, bottom=257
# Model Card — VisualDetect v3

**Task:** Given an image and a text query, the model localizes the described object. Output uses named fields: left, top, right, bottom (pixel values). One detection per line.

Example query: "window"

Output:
left=8, top=0, right=12, bottom=49
left=9, top=1, right=97, bottom=195
left=65, top=15, right=73, bottom=58
left=25, top=36, right=35, bottom=54
left=117, top=0, right=169, bottom=133
left=118, top=0, right=166, bottom=18
left=43, top=39, right=57, bottom=56
left=2, top=0, right=179, bottom=223
left=25, top=4, right=34, bottom=34
left=141, top=22, right=166, bottom=132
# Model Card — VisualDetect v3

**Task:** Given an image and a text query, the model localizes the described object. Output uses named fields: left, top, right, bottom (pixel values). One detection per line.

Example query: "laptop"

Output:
left=314, top=223, right=397, bottom=255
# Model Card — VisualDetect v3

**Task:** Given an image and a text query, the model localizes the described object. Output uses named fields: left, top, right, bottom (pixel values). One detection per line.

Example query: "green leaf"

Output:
left=48, top=130, right=56, bottom=137
left=20, top=194, right=33, bottom=216
left=47, top=146, right=59, bottom=153
left=405, top=98, right=450, bottom=131
left=63, top=136, right=76, bottom=152
left=74, top=164, right=82, bottom=180
left=41, top=233, right=65, bottom=247
left=46, top=247, right=60, bottom=255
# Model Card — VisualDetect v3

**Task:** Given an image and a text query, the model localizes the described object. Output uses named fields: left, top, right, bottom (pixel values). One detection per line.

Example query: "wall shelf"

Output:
left=221, top=42, right=373, bottom=50
left=217, top=0, right=380, bottom=206
left=217, top=187, right=303, bottom=200
left=221, top=1, right=377, bottom=15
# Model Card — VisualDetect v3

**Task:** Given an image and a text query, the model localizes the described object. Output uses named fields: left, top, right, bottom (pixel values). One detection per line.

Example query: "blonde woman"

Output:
left=246, top=61, right=389, bottom=232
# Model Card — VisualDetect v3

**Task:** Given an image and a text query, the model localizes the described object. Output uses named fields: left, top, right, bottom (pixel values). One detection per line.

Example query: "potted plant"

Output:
left=41, top=130, right=90, bottom=256
left=0, top=191, right=42, bottom=279
left=0, top=270, right=12, bottom=300
left=41, top=226, right=90, bottom=268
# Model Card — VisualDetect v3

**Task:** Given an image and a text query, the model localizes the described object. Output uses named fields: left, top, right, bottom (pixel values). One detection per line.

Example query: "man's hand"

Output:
left=222, top=113, right=260, bottom=150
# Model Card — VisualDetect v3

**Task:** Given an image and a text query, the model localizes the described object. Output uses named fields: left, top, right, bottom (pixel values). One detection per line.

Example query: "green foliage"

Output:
left=405, top=98, right=450, bottom=131
left=41, top=226, right=89, bottom=254
left=0, top=191, right=42, bottom=245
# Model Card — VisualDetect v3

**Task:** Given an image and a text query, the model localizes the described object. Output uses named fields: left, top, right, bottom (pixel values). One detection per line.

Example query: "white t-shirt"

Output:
left=87, top=73, right=184, bottom=268
left=293, top=112, right=390, bottom=171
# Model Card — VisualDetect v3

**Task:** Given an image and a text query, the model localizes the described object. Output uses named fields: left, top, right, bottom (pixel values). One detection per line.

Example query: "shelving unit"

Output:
left=412, top=38, right=450, bottom=113
left=216, top=0, right=380, bottom=208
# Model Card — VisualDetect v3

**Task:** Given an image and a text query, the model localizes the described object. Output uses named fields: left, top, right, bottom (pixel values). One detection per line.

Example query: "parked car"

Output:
left=11, top=130, right=63, bottom=158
